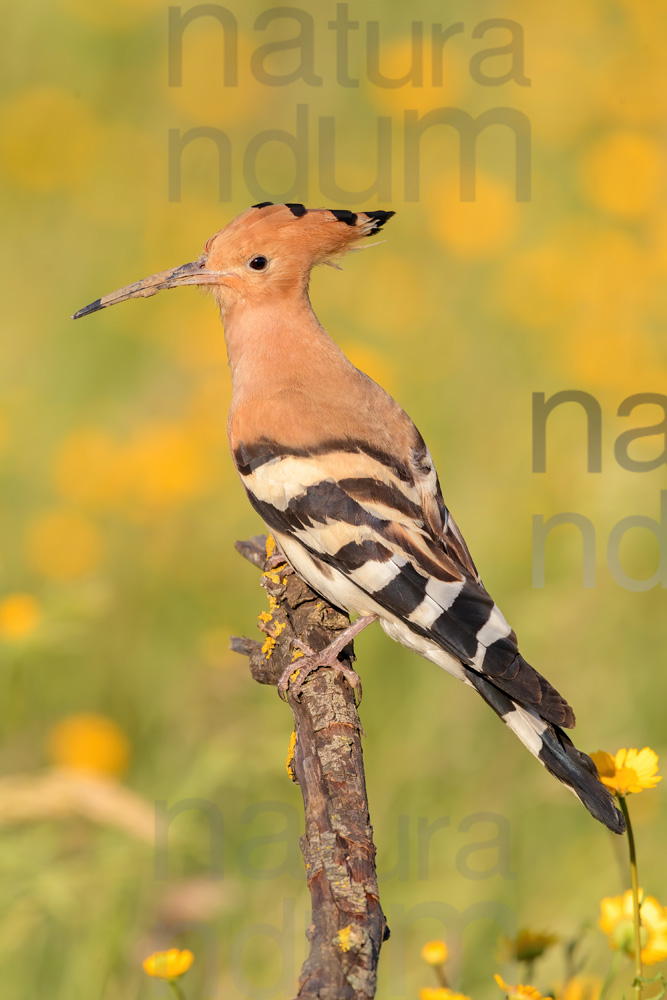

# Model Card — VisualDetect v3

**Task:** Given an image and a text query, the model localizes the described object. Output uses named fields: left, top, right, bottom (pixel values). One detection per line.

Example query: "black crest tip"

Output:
left=285, top=203, right=307, bottom=217
left=363, top=210, right=396, bottom=233
left=329, top=209, right=358, bottom=226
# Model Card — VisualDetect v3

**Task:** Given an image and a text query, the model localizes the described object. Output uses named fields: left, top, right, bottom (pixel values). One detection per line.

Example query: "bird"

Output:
left=73, top=202, right=625, bottom=835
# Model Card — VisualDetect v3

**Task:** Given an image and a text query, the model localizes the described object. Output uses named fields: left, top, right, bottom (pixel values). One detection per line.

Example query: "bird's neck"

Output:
left=221, top=288, right=410, bottom=460
left=221, top=293, right=349, bottom=399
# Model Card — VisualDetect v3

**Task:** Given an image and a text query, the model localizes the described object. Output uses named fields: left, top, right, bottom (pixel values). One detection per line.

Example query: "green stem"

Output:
left=168, top=981, right=187, bottom=1000
left=435, top=965, right=449, bottom=989
left=600, top=949, right=622, bottom=1000
left=561, top=935, right=578, bottom=996
left=619, top=795, right=643, bottom=1000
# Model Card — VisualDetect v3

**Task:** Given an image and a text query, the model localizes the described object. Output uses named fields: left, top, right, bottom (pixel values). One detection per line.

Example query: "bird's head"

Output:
left=72, top=203, right=395, bottom=321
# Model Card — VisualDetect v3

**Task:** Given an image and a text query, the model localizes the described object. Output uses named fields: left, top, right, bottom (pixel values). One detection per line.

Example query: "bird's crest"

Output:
left=206, top=202, right=395, bottom=268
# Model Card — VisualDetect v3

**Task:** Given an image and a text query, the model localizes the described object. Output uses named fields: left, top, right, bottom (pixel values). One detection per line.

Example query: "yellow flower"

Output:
left=0, top=593, right=41, bottom=640
left=599, top=889, right=667, bottom=965
left=48, top=714, right=130, bottom=777
left=421, top=939, right=449, bottom=966
left=142, top=948, right=194, bottom=980
left=494, top=973, right=553, bottom=1000
left=500, top=929, right=558, bottom=963
left=591, top=748, right=662, bottom=795
left=419, top=990, right=471, bottom=1000
left=559, top=976, right=601, bottom=1000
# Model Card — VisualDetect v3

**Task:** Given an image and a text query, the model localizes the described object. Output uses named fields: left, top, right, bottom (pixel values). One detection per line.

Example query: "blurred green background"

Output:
left=1, top=0, right=665, bottom=997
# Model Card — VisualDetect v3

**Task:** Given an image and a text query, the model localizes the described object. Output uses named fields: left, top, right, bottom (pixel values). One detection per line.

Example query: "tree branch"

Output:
left=231, top=536, right=388, bottom=999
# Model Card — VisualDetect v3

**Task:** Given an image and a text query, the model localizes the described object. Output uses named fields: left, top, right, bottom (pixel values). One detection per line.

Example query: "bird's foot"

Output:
left=265, top=552, right=294, bottom=573
left=281, top=643, right=363, bottom=703
left=277, top=614, right=377, bottom=703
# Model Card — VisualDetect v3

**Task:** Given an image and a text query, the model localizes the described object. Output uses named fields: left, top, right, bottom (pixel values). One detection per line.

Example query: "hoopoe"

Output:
left=74, top=202, right=625, bottom=834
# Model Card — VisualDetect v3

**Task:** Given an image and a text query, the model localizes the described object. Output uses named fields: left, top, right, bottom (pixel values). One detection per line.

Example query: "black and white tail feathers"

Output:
left=464, top=668, right=625, bottom=833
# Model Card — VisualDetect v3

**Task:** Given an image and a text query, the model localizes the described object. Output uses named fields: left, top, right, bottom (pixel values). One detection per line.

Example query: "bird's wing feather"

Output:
left=235, top=435, right=574, bottom=728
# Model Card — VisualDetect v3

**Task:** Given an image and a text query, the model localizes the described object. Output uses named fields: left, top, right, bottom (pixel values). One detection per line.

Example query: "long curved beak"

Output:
left=72, top=257, right=224, bottom=319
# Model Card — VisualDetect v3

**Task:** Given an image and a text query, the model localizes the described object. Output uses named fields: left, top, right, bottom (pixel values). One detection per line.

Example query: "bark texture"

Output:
left=231, top=536, right=388, bottom=999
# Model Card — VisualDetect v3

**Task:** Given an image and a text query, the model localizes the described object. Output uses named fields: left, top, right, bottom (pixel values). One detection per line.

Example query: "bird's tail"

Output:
left=464, top=667, right=625, bottom=834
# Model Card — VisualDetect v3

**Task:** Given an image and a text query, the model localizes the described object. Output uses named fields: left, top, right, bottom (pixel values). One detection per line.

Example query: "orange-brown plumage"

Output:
left=206, top=203, right=391, bottom=281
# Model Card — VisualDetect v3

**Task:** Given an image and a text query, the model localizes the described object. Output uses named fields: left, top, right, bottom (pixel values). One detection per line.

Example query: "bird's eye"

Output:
left=248, top=255, right=268, bottom=271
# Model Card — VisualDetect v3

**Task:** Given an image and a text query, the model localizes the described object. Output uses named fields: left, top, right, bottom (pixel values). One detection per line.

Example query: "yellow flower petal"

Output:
left=559, top=976, right=602, bottom=1000
left=592, top=747, right=661, bottom=795
left=419, top=990, right=471, bottom=1000
left=624, top=748, right=662, bottom=790
left=494, top=973, right=553, bottom=1000
left=142, top=948, right=194, bottom=979
left=590, top=751, right=616, bottom=780
left=599, top=889, right=667, bottom=965
left=421, top=939, right=448, bottom=965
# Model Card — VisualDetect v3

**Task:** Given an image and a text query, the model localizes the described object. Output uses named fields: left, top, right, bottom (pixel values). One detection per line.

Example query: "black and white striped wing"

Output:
left=235, top=435, right=572, bottom=728
left=235, top=434, right=625, bottom=833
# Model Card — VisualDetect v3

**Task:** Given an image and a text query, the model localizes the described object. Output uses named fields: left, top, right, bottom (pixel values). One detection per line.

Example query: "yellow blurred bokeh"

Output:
left=53, top=430, right=128, bottom=510
left=579, top=131, right=663, bottom=219
left=47, top=714, right=130, bottom=777
left=0, top=87, right=100, bottom=192
left=427, top=171, right=519, bottom=258
left=367, top=35, right=465, bottom=115
left=165, top=33, right=270, bottom=127
left=26, top=510, right=104, bottom=580
left=52, top=421, right=219, bottom=518
left=0, top=594, right=42, bottom=641
left=123, top=421, right=217, bottom=511
left=57, top=0, right=164, bottom=27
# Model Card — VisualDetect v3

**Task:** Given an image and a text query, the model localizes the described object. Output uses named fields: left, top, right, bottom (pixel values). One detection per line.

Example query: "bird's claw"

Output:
left=265, top=553, right=294, bottom=573
left=277, top=638, right=363, bottom=704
